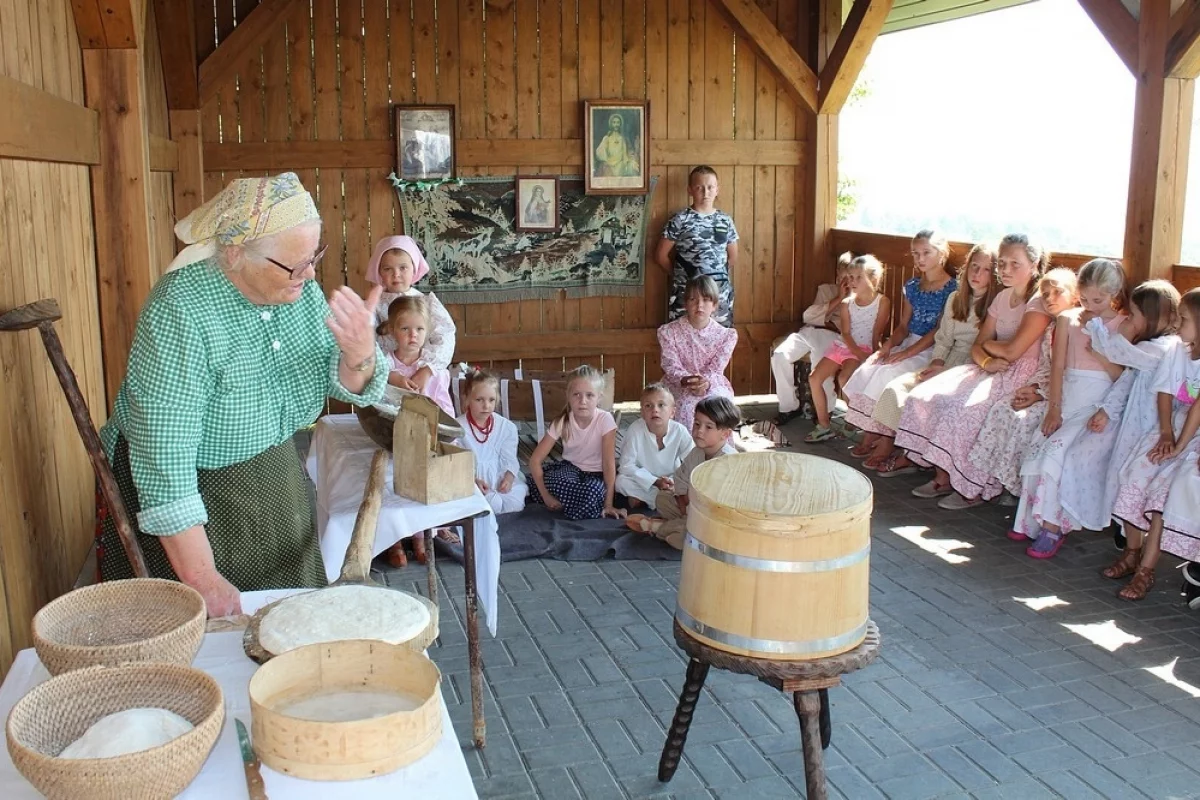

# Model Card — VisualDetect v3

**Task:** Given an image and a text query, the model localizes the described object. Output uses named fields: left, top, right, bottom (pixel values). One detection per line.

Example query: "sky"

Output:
left=838, top=0, right=1200, bottom=264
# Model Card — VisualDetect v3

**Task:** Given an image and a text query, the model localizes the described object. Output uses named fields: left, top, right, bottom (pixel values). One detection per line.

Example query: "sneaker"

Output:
left=804, top=425, right=836, bottom=443
left=912, top=480, right=954, bottom=499
left=1027, top=528, right=1065, bottom=559
left=997, top=491, right=1019, bottom=507
left=801, top=402, right=815, bottom=421
left=1183, top=563, right=1200, bottom=610
left=938, top=492, right=983, bottom=511
left=775, top=410, right=802, bottom=425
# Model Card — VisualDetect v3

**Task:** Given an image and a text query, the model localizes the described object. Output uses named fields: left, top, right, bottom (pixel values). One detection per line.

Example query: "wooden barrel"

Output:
left=677, top=451, right=873, bottom=661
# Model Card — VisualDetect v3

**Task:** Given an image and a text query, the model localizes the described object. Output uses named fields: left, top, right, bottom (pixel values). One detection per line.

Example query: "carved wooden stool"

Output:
left=658, top=618, right=880, bottom=800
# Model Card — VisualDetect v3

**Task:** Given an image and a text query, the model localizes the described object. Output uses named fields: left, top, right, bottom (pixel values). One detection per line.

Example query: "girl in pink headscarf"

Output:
left=366, top=236, right=457, bottom=390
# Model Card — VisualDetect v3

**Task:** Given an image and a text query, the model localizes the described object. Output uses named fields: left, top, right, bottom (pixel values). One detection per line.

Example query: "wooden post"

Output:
left=83, top=48, right=157, bottom=408
left=1123, top=0, right=1196, bottom=284
left=170, top=109, right=205, bottom=220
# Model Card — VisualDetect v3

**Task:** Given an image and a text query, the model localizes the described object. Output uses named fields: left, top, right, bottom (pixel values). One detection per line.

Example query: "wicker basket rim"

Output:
left=6, top=662, right=225, bottom=763
left=32, top=579, right=206, bottom=654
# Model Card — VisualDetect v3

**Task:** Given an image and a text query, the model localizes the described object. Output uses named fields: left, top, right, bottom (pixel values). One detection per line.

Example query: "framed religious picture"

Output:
left=583, top=100, right=650, bottom=195
left=394, top=104, right=456, bottom=181
left=514, top=175, right=560, bottom=232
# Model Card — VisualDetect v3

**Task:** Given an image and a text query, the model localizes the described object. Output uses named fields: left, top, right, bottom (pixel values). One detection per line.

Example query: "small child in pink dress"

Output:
left=658, top=275, right=739, bottom=431
left=378, top=295, right=455, bottom=416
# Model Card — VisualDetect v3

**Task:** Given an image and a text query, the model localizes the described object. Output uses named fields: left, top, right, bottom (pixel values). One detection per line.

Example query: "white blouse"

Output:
left=456, top=413, right=522, bottom=487
left=618, top=418, right=694, bottom=495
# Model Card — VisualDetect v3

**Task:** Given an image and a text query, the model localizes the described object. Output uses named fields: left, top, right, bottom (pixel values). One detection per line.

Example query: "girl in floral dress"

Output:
left=1056, top=280, right=1180, bottom=542
left=845, top=230, right=957, bottom=466
left=658, top=276, right=739, bottom=431
left=967, top=269, right=1079, bottom=501
left=895, top=233, right=1053, bottom=509
left=1010, top=260, right=1130, bottom=558
left=1106, top=289, right=1200, bottom=600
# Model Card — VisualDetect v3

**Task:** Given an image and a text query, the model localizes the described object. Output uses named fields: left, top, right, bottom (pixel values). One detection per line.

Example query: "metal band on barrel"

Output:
left=675, top=607, right=869, bottom=655
left=684, top=533, right=869, bottom=573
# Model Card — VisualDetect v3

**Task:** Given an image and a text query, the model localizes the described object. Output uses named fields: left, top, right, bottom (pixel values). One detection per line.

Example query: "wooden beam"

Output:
left=198, top=0, right=295, bottom=104
left=149, top=133, right=178, bottom=171
left=1123, top=0, right=1195, bottom=284
left=0, top=76, right=100, bottom=165
left=1076, top=0, right=1139, bottom=75
left=710, top=0, right=819, bottom=113
left=71, top=0, right=140, bottom=48
left=1175, top=264, right=1200, bottom=292
left=804, top=0, right=843, bottom=318
left=170, top=109, right=205, bottom=220
left=203, top=138, right=808, bottom=171
left=153, top=0, right=199, bottom=108
left=84, top=48, right=157, bottom=407
left=818, top=0, right=894, bottom=115
left=1168, top=0, right=1200, bottom=78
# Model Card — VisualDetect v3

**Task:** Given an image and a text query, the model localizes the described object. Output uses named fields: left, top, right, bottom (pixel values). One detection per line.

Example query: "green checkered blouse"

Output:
left=100, top=260, right=388, bottom=536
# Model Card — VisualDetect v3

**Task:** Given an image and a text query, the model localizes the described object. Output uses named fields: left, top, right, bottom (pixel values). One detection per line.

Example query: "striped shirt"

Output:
left=100, top=260, right=388, bottom=535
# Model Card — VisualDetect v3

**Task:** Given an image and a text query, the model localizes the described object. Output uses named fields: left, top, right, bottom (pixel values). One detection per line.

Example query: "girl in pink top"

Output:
left=895, top=234, right=1055, bottom=508
left=658, top=276, right=739, bottom=431
left=378, top=295, right=455, bottom=416
left=526, top=366, right=625, bottom=520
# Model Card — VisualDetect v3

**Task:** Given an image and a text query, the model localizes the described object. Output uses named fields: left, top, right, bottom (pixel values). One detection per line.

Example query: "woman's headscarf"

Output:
left=167, top=172, right=320, bottom=272
left=366, top=236, right=430, bottom=287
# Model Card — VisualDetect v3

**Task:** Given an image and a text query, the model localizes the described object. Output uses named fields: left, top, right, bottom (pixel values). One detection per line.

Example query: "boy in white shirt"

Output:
left=615, top=384, right=694, bottom=510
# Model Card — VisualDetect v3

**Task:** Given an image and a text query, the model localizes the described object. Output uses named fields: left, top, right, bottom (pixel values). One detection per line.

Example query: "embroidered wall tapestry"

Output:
left=396, top=175, right=657, bottom=304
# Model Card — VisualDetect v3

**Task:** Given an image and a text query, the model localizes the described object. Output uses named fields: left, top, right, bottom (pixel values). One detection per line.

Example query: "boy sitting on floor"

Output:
left=625, top=395, right=740, bottom=549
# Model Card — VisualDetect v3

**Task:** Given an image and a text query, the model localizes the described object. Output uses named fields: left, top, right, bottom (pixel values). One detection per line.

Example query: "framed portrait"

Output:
left=583, top=100, right=649, bottom=195
left=394, top=104, right=456, bottom=181
left=514, top=175, right=560, bottom=232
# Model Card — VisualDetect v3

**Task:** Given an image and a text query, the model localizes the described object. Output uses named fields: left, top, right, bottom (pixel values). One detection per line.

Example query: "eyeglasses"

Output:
left=266, top=244, right=329, bottom=278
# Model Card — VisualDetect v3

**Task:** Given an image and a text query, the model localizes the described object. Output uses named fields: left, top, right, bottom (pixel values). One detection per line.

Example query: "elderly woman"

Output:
left=96, top=173, right=387, bottom=617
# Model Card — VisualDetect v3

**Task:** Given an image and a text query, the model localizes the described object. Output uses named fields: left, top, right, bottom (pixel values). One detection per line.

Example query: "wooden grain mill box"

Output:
left=393, top=394, right=475, bottom=505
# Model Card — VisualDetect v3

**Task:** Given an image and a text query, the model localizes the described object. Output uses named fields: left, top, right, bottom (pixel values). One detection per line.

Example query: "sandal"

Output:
left=1006, top=529, right=1028, bottom=541
left=850, top=441, right=874, bottom=458
left=912, top=479, right=953, bottom=499
left=1102, top=547, right=1142, bottom=580
left=435, top=527, right=461, bottom=546
left=1026, top=528, right=1065, bottom=559
left=625, top=514, right=661, bottom=534
left=804, top=425, right=836, bottom=443
left=385, top=541, right=408, bottom=569
left=876, top=455, right=920, bottom=477
left=1118, top=566, right=1156, bottom=601
left=411, top=534, right=428, bottom=565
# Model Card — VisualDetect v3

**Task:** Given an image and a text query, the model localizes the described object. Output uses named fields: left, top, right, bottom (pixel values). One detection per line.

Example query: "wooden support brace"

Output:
left=1168, top=0, right=1200, bottom=78
left=170, top=109, right=205, bottom=221
left=153, top=0, right=199, bottom=108
left=710, top=0, right=819, bottom=113
left=149, top=134, right=178, bottom=172
left=1076, top=0, right=1139, bottom=75
left=818, top=0, right=894, bottom=115
left=199, top=0, right=295, bottom=104
left=0, top=76, right=100, bottom=165
left=71, top=0, right=141, bottom=49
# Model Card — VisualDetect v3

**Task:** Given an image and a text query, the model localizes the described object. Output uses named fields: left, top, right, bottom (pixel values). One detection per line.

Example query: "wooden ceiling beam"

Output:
left=818, top=0, right=894, bottom=115
left=198, top=0, right=295, bottom=105
left=1168, top=1, right=1200, bottom=78
left=71, top=0, right=140, bottom=48
left=710, top=0, right=819, bottom=114
left=1076, top=0, right=1139, bottom=75
left=153, top=0, right=198, bottom=108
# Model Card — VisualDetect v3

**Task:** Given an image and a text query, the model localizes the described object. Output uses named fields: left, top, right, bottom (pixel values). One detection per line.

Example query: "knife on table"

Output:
left=235, top=718, right=268, bottom=800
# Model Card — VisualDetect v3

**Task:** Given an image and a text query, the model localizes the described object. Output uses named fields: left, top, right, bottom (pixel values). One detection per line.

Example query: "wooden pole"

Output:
left=803, top=0, right=845, bottom=313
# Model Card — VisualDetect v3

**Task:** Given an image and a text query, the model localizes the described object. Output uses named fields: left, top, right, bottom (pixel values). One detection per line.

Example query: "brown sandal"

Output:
left=385, top=541, right=408, bottom=569
left=1118, top=567, right=1156, bottom=601
left=1102, top=547, right=1142, bottom=580
left=411, top=534, right=428, bottom=565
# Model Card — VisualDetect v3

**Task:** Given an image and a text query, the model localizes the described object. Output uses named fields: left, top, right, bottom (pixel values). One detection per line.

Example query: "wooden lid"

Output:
left=690, top=451, right=872, bottom=518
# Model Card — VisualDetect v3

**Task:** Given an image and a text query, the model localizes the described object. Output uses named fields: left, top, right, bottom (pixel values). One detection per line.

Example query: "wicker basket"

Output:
left=5, top=662, right=225, bottom=799
left=33, top=579, right=206, bottom=676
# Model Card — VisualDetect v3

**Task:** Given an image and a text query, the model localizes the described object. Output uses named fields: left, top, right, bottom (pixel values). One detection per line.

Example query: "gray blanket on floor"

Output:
left=435, top=506, right=682, bottom=563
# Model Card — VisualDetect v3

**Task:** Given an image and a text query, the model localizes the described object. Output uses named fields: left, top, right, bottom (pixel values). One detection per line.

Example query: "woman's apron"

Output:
left=97, top=436, right=327, bottom=590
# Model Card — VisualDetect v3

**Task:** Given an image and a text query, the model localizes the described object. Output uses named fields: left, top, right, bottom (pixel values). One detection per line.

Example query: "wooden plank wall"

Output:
left=197, top=0, right=810, bottom=400
left=143, top=0, right=176, bottom=279
left=0, top=0, right=106, bottom=677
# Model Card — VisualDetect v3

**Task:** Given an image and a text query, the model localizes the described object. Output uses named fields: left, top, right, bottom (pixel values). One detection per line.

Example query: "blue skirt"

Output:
left=527, top=460, right=607, bottom=520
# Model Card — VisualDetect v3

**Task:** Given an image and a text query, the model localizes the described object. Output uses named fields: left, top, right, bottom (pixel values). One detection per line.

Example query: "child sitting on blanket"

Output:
left=625, top=395, right=740, bottom=550
left=616, top=384, right=694, bottom=510
left=526, top=365, right=626, bottom=521
left=457, top=369, right=527, bottom=516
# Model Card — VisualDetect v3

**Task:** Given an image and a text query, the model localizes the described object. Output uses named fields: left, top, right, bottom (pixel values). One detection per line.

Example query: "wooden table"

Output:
left=658, top=619, right=881, bottom=800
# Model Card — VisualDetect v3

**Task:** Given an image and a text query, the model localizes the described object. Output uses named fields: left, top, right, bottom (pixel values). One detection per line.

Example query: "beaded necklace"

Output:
left=468, top=411, right=495, bottom=443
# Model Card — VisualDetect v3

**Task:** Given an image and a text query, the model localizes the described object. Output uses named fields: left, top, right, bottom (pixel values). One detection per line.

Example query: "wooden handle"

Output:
left=243, top=760, right=268, bottom=800
left=338, top=449, right=389, bottom=583
left=0, top=299, right=62, bottom=330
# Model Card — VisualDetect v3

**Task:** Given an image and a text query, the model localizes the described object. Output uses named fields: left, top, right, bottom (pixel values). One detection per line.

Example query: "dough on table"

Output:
left=59, top=708, right=193, bottom=759
left=258, top=585, right=430, bottom=655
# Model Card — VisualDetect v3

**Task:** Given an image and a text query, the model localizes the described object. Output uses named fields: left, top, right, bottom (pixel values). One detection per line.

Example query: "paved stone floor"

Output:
left=379, top=415, right=1200, bottom=799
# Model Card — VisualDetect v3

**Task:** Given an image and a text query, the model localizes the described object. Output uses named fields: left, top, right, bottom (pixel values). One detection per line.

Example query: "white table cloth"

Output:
left=0, top=590, right=478, bottom=799
left=307, top=415, right=500, bottom=635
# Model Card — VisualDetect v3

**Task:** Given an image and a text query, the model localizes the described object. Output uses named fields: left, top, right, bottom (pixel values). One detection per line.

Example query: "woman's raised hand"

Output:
left=327, top=284, right=383, bottom=365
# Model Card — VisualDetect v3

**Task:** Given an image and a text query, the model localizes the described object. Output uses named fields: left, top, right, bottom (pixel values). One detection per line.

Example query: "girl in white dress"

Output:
left=1010, top=260, right=1130, bottom=558
left=456, top=370, right=527, bottom=515
left=616, top=384, right=694, bottom=510
left=1106, top=289, right=1200, bottom=600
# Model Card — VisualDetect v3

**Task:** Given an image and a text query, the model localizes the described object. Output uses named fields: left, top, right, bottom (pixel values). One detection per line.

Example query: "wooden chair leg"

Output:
left=794, top=690, right=828, bottom=800
left=658, top=658, right=710, bottom=782
left=424, top=528, right=437, bottom=605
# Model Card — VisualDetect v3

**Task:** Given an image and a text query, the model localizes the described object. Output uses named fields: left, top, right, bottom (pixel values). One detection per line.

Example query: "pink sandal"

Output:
left=1026, top=528, right=1065, bottom=559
